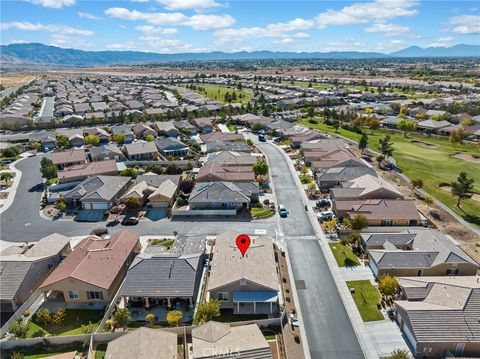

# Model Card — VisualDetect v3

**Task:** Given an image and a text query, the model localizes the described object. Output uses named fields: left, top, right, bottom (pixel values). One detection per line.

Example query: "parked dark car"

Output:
left=258, top=134, right=267, bottom=142
left=122, top=216, right=139, bottom=226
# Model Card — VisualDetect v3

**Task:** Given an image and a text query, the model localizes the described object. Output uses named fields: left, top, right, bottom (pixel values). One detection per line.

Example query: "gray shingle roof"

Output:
left=121, top=253, right=203, bottom=298
left=189, top=182, right=251, bottom=204
left=0, top=261, right=33, bottom=301
left=316, top=166, right=377, bottom=183
left=65, top=176, right=130, bottom=202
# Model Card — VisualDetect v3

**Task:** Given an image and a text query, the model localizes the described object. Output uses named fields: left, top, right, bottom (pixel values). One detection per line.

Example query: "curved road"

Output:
left=0, top=155, right=275, bottom=242
left=258, top=142, right=364, bottom=359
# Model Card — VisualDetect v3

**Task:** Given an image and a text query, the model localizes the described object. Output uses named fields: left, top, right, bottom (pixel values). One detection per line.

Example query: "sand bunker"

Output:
left=411, top=140, right=439, bottom=149
left=470, top=194, right=480, bottom=203
left=439, top=184, right=452, bottom=192
left=452, top=153, right=480, bottom=164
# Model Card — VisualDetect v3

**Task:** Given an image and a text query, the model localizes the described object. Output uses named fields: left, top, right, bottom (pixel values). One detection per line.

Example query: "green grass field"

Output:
left=300, top=118, right=480, bottom=225
left=328, top=242, right=360, bottom=267
left=26, top=309, right=103, bottom=337
left=185, top=83, right=253, bottom=104
left=346, top=280, right=384, bottom=322
left=250, top=207, right=274, bottom=218
left=95, top=344, right=107, bottom=359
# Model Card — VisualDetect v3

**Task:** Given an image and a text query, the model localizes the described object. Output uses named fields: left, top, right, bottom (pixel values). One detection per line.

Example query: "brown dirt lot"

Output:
left=1, top=74, right=37, bottom=88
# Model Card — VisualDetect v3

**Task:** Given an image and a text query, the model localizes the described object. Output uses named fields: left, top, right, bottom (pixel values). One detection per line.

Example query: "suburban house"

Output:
left=121, top=177, right=178, bottom=207
left=29, top=131, right=56, bottom=151
left=204, top=151, right=258, bottom=167
left=56, top=129, right=85, bottom=147
left=363, top=229, right=478, bottom=278
left=155, top=121, right=179, bottom=137
left=302, top=142, right=343, bottom=165
left=85, top=127, right=110, bottom=143
left=57, top=160, right=121, bottom=182
left=105, top=327, right=177, bottom=359
left=111, top=124, right=135, bottom=143
left=39, top=230, right=140, bottom=304
left=417, top=119, right=451, bottom=134
left=89, top=144, right=126, bottom=162
left=205, top=141, right=251, bottom=153
left=333, top=199, right=421, bottom=226
left=65, top=175, right=131, bottom=210
left=207, top=231, right=279, bottom=314
left=394, top=276, right=480, bottom=358
left=330, top=174, right=404, bottom=201
left=132, top=123, right=158, bottom=139
left=316, top=166, right=377, bottom=189
left=121, top=252, right=204, bottom=309
left=200, top=132, right=243, bottom=143
left=155, top=137, right=189, bottom=158
left=189, top=182, right=258, bottom=210
left=192, top=321, right=272, bottom=359
left=196, top=162, right=255, bottom=182
left=173, top=120, right=197, bottom=135
left=0, top=234, right=71, bottom=313
left=51, top=149, right=88, bottom=169
left=123, top=141, right=160, bottom=160
left=310, top=150, right=367, bottom=171
left=192, top=117, right=213, bottom=133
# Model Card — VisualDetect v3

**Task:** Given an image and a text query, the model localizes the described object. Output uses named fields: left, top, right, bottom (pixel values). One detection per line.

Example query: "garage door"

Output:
left=90, top=202, right=108, bottom=210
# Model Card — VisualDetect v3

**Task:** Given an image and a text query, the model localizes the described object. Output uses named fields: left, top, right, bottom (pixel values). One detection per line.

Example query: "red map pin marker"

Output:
left=236, top=234, right=251, bottom=257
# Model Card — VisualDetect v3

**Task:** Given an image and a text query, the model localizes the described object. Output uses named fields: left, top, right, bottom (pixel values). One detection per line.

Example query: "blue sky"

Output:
left=1, top=0, right=479, bottom=53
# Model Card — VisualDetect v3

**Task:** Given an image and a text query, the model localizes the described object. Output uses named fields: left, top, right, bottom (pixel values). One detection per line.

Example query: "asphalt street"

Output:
left=0, top=155, right=275, bottom=243
left=258, top=142, right=364, bottom=359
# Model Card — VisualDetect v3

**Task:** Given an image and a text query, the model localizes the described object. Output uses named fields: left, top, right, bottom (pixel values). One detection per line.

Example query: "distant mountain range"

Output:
left=1, top=43, right=479, bottom=67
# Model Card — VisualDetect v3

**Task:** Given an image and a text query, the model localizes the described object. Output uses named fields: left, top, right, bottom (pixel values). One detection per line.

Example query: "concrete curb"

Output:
left=0, top=154, right=28, bottom=215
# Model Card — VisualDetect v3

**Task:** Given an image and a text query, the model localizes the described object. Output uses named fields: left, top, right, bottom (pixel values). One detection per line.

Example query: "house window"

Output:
left=446, top=268, right=459, bottom=275
left=86, top=291, right=104, bottom=300
left=68, top=291, right=79, bottom=299
left=217, top=292, right=229, bottom=301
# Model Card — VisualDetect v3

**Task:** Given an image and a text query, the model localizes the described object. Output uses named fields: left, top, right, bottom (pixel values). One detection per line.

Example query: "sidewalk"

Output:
left=276, top=141, right=410, bottom=359
left=0, top=153, right=29, bottom=215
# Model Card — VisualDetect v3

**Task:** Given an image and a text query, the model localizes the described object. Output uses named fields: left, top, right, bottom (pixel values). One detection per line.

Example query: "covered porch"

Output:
left=121, top=296, right=195, bottom=322
left=232, top=291, right=278, bottom=315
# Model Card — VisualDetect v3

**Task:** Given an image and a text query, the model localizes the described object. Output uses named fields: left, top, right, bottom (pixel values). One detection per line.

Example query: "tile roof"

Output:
left=57, top=160, right=118, bottom=181
left=197, top=162, right=254, bottom=182
left=40, top=230, right=139, bottom=289
left=123, top=141, right=159, bottom=156
left=52, top=149, right=87, bottom=165
left=200, top=132, right=243, bottom=143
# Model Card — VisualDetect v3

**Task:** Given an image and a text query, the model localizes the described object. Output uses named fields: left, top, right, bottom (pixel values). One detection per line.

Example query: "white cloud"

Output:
left=437, top=36, right=453, bottom=42
left=214, top=18, right=313, bottom=43
left=135, top=25, right=177, bottom=35
left=1, top=21, right=94, bottom=36
left=138, top=35, right=206, bottom=53
left=49, top=34, right=93, bottom=48
left=315, top=0, right=418, bottom=28
left=292, top=32, right=310, bottom=39
left=78, top=12, right=101, bottom=20
left=156, top=0, right=221, bottom=10
left=104, top=7, right=235, bottom=30
left=4, top=39, right=29, bottom=45
left=274, top=38, right=294, bottom=44
left=447, top=15, right=480, bottom=34
left=364, top=22, right=411, bottom=36
left=107, top=42, right=138, bottom=50
left=25, top=0, right=74, bottom=8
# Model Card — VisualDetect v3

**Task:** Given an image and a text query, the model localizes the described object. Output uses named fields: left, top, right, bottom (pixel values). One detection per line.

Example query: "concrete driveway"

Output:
left=257, top=142, right=364, bottom=359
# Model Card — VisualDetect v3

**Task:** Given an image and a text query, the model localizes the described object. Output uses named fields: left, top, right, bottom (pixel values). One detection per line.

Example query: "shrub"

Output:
left=23, top=310, right=31, bottom=317
left=282, top=277, right=287, bottom=283
left=145, top=313, right=155, bottom=324
left=113, top=308, right=131, bottom=329
left=379, top=275, right=398, bottom=296
left=263, top=198, right=270, bottom=205
left=166, top=310, right=183, bottom=327
left=9, top=320, right=27, bottom=338
left=351, top=214, right=368, bottom=230
left=294, top=335, right=300, bottom=344
left=286, top=297, right=291, bottom=302
left=35, top=308, right=51, bottom=327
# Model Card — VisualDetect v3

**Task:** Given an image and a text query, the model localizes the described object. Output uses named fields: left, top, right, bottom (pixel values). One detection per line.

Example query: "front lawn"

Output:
left=328, top=242, right=360, bottom=267
left=346, top=280, right=384, bottom=322
left=150, top=238, right=175, bottom=247
left=299, top=174, right=314, bottom=184
left=300, top=118, right=480, bottom=226
left=95, top=344, right=107, bottom=359
left=250, top=207, right=274, bottom=218
left=7, top=345, right=83, bottom=359
left=26, top=309, right=103, bottom=337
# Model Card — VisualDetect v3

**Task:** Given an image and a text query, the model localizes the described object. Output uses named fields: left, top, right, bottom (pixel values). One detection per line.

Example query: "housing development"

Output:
left=0, top=1, right=479, bottom=359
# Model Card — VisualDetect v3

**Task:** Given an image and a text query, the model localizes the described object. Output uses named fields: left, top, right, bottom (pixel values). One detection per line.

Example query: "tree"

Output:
left=449, top=128, right=465, bottom=149
left=307, top=106, right=315, bottom=118
left=84, top=134, right=100, bottom=146
left=332, top=120, right=340, bottom=132
left=9, top=320, right=27, bottom=339
left=387, top=348, right=411, bottom=359
left=41, top=164, right=57, bottom=179
left=56, top=135, right=70, bottom=148
left=246, top=138, right=253, bottom=146
left=411, top=178, right=423, bottom=190
left=118, top=168, right=137, bottom=178
left=124, top=196, right=142, bottom=209
left=145, top=313, right=155, bottom=326
left=351, top=214, right=368, bottom=230
left=165, top=164, right=180, bottom=175
left=398, top=107, right=408, bottom=118
left=348, top=231, right=362, bottom=249
left=451, top=171, right=475, bottom=208
left=145, top=134, right=155, bottom=142
left=35, top=308, right=51, bottom=327
left=166, top=310, right=183, bottom=327
left=252, top=123, right=264, bottom=132
left=378, top=275, right=398, bottom=296
left=194, top=299, right=221, bottom=325
left=113, top=308, right=131, bottom=329
left=178, top=179, right=194, bottom=194
left=112, top=133, right=126, bottom=145
left=358, top=133, right=368, bottom=152
left=51, top=309, right=66, bottom=326
left=55, top=198, right=67, bottom=211
left=378, top=135, right=394, bottom=157
left=397, top=120, right=417, bottom=137
left=424, top=195, right=434, bottom=208
left=32, top=142, right=42, bottom=152
left=2, top=146, right=19, bottom=158
left=253, top=161, right=268, bottom=177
